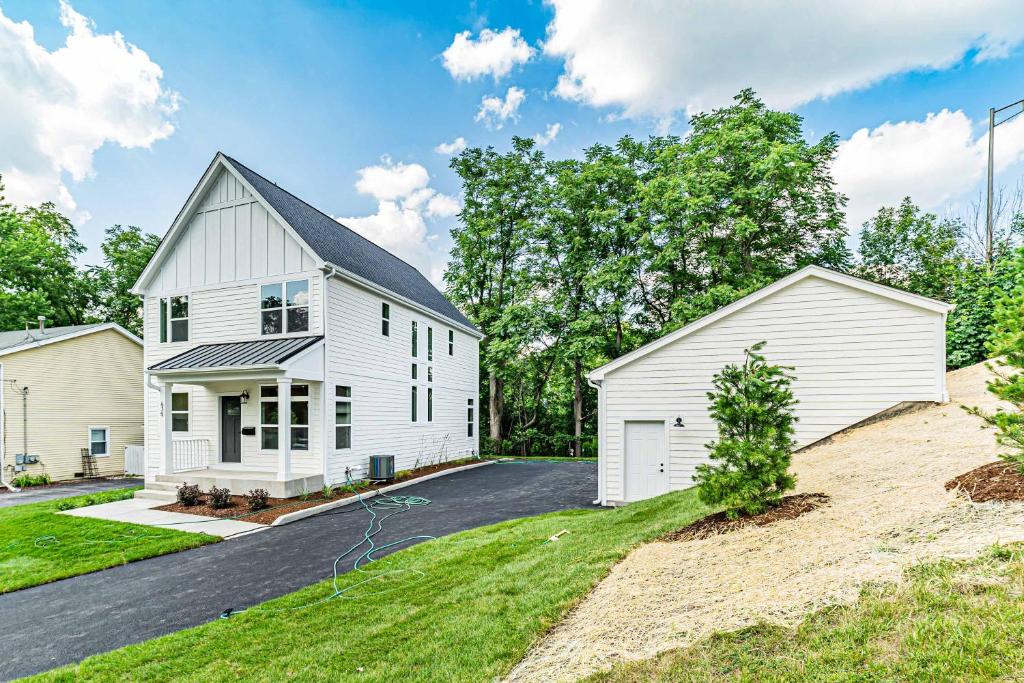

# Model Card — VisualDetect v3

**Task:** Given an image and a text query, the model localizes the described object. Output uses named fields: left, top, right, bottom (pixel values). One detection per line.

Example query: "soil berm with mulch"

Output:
left=156, top=458, right=484, bottom=524
left=945, top=460, right=1024, bottom=502
left=661, top=493, right=830, bottom=542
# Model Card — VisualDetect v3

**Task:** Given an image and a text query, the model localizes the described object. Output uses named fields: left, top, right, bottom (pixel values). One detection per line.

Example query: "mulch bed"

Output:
left=155, top=458, right=484, bottom=525
left=945, top=461, right=1024, bottom=502
left=661, top=492, right=831, bottom=542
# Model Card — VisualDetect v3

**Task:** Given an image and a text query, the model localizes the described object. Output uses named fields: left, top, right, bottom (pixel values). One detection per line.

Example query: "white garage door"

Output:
left=624, top=421, right=668, bottom=502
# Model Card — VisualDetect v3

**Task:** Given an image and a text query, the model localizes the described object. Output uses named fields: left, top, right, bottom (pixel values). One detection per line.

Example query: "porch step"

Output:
left=135, top=488, right=177, bottom=503
left=154, top=471, right=323, bottom=499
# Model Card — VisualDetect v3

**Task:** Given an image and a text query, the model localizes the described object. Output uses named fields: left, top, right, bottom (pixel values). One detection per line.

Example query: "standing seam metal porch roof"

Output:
left=148, top=336, right=323, bottom=371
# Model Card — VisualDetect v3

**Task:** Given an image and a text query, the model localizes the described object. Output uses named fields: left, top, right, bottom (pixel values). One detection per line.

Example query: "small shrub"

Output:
left=244, top=488, right=269, bottom=511
left=695, top=341, right=798, bottom=519
left=321, top=485, right=335, bottom=499
left=176, top=483, right=202, bottom=506
left=208, top=486, right=232, bottom=509
left=299, top=487, right=312, bottom=501
left=13, top=473, right=51, bottom=487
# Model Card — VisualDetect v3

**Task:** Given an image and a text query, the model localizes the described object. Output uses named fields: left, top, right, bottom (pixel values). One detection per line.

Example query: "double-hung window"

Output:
left=260, top=279, right=309, bottom=335
left=381, top=302, right=390, bottom=336
left=467, top=399, right=475, bottom=438
left=335, top=386, right=352, bottom=449
left=259, top=384, right=309, bottom=450
left=171, top=392, right=190, bottom=432
left=89, top=427, right=110, bottom=456
left=158, top=295, right=189, bottom=342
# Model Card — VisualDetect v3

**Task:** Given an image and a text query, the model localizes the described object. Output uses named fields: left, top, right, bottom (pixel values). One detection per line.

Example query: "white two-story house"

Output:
left=132, top=153, right=481, bottom=500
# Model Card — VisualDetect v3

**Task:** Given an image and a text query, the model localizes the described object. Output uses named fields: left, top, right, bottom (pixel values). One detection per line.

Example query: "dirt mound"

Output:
left=662, top=493, right=830, bottom=542
left=946, top=461, right=1024, bottom=502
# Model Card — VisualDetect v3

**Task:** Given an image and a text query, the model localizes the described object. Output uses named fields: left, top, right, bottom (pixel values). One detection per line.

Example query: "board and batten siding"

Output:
left=323, top=276, right=480, bottom=484
left=599, top=274, right=946, bottom=503
left=1, top=330, right=143, bottom=481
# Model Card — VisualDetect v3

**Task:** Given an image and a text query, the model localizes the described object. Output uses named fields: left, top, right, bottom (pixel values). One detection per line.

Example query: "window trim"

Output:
left=411, top=385, right=418, bottom=423
left=467, top=398, right=474, bottom=438
left=381, top=302, right=390, bottom=337
left=427, top=326, right=433, bottom=361
left=258, top=278, right=311, bottom=337
left=158, top=294, right=190, bottom=343
left=88, top=426, right=110, bottom=457
left=171, top=390, right=191, bottom=434
left=334, top=385, right=352, bottom=451
left=411, top=320, right=418, bottom=358
left=257, top=383, right=311, bottom=452
left=427, top=387, right=433, bottom=423
left=258, top=385, right=280, bottom=452
left=448, top=329, right=454, bottom=356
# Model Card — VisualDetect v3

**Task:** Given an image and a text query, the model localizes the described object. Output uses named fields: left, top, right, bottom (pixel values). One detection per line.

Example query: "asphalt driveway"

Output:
left=0, top=477, right=141, bottom=508
left=0, top=461, right=597, bottom=681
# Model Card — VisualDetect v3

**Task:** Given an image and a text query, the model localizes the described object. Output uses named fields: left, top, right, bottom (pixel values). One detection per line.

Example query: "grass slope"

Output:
left=0, top=489, right=217, bottom=593
left=587, top=545, right=1024, bottom=682
left=32, top=490, right=710, bottom=682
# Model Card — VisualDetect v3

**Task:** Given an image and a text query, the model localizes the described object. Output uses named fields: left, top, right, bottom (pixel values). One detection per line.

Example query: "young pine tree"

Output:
left=696, top=342, right=798, bottom=518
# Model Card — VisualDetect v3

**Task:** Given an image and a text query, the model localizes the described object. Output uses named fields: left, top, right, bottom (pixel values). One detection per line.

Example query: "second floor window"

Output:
left=411, top=321, right=418, bottom=357
left=159, top=295, right=189, bottom=343
left=261, top=279, right=309, bottom=335
left=448, top=330, right=454, bottom=356
left=381, top=302, right=390, bottom=336
left=427, top=326, right=433, bottom=361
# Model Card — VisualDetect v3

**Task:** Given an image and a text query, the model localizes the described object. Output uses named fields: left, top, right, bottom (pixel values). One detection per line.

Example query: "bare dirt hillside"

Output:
left=507, top=362, right=1024, bottom=682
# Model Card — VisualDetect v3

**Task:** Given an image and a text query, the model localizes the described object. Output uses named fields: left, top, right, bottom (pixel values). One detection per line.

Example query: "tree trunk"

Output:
left=573, top=358, right=584, bottom=457
left=489, top=370, right=504, bottom=455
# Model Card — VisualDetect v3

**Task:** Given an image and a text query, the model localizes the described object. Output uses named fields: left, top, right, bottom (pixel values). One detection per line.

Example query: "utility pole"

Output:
left=985, top=98, right=1024, bottom=265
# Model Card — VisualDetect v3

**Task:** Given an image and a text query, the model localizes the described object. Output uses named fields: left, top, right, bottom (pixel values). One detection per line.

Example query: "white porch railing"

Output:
left=172, top=438, right=210, bottom=473
left=124, top=445, right=145, bottom=475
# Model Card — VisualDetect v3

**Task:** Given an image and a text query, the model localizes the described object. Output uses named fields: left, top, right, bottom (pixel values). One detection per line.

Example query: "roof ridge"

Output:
left=221, top=154, right=439, bottom=286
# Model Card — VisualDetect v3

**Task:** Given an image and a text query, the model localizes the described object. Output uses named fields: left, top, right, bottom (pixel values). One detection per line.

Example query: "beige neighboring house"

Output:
left=0, top=322, right=144, bottom=483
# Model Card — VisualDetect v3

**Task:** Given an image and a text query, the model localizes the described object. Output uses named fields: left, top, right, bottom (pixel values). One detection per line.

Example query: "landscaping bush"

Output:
left=208, top=486, right=232, bottom=509
left=245, top=488, right=269, bottom=511
left=176, top=483, right=202, bottom=506
left=12, top=473, right=51, bottom=487
left=695, top=341, right=798, bottom=518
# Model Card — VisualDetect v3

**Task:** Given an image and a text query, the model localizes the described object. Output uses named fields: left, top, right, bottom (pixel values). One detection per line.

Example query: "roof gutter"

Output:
left=322, top=261, right=483, bottom=339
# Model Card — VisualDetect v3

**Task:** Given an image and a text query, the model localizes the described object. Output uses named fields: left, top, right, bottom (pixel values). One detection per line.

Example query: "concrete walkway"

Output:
left=0, top=477, right=141, bottom=508
left=61, top=497, right=266, bottom=537
left=0, top=461, right=598, bottom=681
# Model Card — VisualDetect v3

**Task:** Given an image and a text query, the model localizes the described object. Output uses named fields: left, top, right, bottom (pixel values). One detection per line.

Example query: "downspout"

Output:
left=587, top=376, right=604, bottom=506
left=320, top=266, right=335, bottom=482
left=0, top=364, right=19, bottom=492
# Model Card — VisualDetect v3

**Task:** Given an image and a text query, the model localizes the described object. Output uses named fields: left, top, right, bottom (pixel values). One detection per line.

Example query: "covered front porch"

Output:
left=145, top=336, right=326, bottom=499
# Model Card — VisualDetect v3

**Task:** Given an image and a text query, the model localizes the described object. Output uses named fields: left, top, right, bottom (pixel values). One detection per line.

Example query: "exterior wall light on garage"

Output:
left=674, top=416, right=685, bottom=428
left=239, top=389, right=250, bottom=406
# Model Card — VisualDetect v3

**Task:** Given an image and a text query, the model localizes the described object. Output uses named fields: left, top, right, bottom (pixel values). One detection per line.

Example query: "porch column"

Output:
left=277, top=378, right=292, bottom=480
left=161, top=381, right=174, bottom=475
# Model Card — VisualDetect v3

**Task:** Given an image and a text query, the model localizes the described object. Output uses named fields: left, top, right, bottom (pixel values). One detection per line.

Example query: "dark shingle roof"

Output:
left=149, top=336, right=323, bottom=371
left=221, top=155, right=475, bottom=331
left=0, top=323, right=107, bottom=353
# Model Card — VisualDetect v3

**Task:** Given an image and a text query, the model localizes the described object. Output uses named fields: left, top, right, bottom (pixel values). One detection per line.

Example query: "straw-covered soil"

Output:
left=507, top=362, right=1024, bottom=682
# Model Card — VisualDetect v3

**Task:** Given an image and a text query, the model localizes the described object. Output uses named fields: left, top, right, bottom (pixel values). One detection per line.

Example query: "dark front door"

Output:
left=220, top=396, right=242, bottom=463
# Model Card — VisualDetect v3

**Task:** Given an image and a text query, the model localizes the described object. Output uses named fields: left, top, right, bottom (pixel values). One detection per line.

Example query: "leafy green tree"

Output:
left=91, top=225, right=160, bottom=335
left=695, top=342, right=798, bottom=518
left=946, top=252, right=1024, bottom=368
left=857, top=198, right=962, bottom=301
left=446, top=138, right=546, bottom=455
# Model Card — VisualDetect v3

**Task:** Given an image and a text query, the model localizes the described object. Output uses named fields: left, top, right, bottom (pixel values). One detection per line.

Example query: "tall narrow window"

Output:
left=260, top=386, right=279, bottom=450
left=411, top=321, right=418, bottom=357
left=427, top=327, right=433, bottom=361
left=381, top=302, right=390, bottom=336
left=171, top=392, right=190, bottom=432
left=448, top=330, right=454, bottom=356
left=411, top=386, right=418, bottom=422
left=467, top=399, right=474, bottom=437
left=411, top=363, right=418, bottom=380
left=260, top=279, right=309, bottom=334
left=89, top=427, right=109, bottom=456
left=159, top=296, right=189, bottom=342
left=427, top=366, right=433, bottom=383
left=290, top=385, right=309, bottom=450
left=427, top=387, right=433, bottom=422
left=335, top=386, right=352, bottom=449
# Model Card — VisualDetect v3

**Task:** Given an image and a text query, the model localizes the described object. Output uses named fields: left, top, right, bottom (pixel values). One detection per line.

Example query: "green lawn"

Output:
left=0, top=488, right=217, bottom=594
left=31, top=489, right=711, bottom=682
left=586, top=545, right=1024, bottom=682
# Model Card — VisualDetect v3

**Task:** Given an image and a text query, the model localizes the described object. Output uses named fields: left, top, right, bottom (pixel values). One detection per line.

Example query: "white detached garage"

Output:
left=588, top=266, right=953, bottom=506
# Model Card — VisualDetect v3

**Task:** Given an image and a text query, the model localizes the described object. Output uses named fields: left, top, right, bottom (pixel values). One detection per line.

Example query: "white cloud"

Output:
left=833, top=109, right=1024, bottom=229
left=475, top=87, right=525, bottom=129
left=543, top=0, right=1024, bottom=120
left=338, top=158, right=461, bottom=284
left=434, top=137, right=467, bottom=155
left=532, top=122, right=562, bottom=147
left=441, top=27, right=534, bottom=81
left=0, top=1, right=178, bottom=216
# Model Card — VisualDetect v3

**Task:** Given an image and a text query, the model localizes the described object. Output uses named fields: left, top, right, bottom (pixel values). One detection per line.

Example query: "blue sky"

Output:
left=3, top=1, right=1024, bottom=281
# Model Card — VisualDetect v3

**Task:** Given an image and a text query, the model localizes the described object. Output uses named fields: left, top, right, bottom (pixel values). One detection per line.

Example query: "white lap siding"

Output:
left=601, top=275, right=945, bottom=503
left=324, top=276, right=480, bottom=485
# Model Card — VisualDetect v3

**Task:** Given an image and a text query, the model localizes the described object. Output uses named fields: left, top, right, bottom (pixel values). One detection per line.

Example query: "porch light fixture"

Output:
left=674, top=416, right=685, bottom=428
left=239, top=389, right=250, bottom=405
